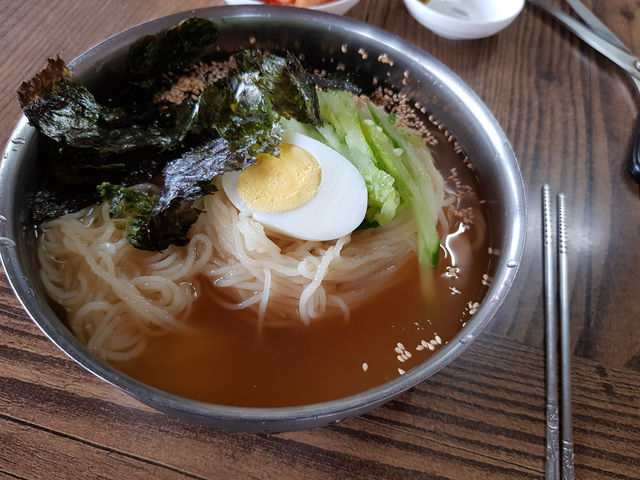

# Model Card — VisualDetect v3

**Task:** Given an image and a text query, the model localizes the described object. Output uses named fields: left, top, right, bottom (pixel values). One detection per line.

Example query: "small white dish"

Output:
left=224, top=0, right=360, bottom=15
left=403, top=0, right=525, bottom=40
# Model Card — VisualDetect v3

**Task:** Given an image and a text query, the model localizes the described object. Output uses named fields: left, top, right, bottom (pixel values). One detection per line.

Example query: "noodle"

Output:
left=197, top=193, right=419, bottom=325
left=39, top=191, right=424, bottom=361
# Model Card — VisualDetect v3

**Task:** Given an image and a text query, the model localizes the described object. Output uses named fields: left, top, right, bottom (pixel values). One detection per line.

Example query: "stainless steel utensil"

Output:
left=529, top=0, right=640, bottom=184
left=557, top=193, right=574, bottom=480
left=542, top=184, right=560, bottom=480
left=542, top=185, right=574, bottom=480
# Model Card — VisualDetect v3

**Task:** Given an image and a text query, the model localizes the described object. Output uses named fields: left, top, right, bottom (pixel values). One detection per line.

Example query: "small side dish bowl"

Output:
left=0, top=6, right=525, bottom=433
left=224, top=0, right=360, bottom=15
left=404, top=0, right=525, bottom=40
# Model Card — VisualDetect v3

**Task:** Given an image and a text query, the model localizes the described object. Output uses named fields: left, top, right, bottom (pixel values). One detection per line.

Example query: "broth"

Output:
left=115, top=125, right=492, bottom=407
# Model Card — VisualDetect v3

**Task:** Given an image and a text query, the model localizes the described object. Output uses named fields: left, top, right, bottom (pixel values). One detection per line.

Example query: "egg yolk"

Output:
left=236, top=144, right=322, bottom=213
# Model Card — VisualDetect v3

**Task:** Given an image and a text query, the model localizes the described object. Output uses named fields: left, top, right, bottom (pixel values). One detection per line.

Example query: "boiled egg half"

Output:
left=222, top=131, right=367, bottom=241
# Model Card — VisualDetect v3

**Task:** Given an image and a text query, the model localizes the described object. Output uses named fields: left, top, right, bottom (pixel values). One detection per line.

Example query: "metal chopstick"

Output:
left=542, top=184, right=560, bottom=480
left=542, top=186, right=574, bottom=480
left=557, top=194, right=574, bottom=480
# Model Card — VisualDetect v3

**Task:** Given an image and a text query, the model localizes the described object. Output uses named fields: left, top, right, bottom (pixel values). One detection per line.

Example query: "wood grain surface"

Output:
left=1, top=0, right=639, bottom=478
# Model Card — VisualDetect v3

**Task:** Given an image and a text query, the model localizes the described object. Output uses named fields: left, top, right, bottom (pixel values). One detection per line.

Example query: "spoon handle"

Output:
left=628, top=113, right=640, bottom=183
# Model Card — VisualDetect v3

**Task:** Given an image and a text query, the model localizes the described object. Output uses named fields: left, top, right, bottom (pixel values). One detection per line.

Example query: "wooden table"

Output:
left=1, top=1, right=639, bottom=478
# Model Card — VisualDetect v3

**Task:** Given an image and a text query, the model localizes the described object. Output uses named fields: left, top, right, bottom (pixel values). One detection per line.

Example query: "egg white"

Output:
left=222, top=131, right=368, bottom=241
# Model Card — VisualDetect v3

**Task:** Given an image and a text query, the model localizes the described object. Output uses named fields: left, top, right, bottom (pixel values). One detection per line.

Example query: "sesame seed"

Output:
left=467, top=301, right=480, bottom=315
left=445, top=266, right=460, bottom=278
left=153, top=58, right=234, bottom=105
left=397, top=342, right=405, bottom=350
left=430, top=339, right=438, bottom=346
left=378, top=54, right=394, bottom=66
left=427, top=343, right=435, bottom=351
left=405, top=350, right=412, bottom=358
left=435, top=334, right=442, bottom=345
left=397, top=355, right=405, bottom=362
left=421, top=340, right=429, bottom=347
left=341, top=44, right=348, bottom=53
left=398, top=368, right=406, bottom=375
left=416, top=344, right=425, bottom=351
left=362, top=362, right=368, bottom=372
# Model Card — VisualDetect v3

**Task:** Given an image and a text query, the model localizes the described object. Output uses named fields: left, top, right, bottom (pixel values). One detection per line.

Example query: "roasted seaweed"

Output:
left=99, top=137, right=251, bottom=250
left=234, top=51, right=322, bottom=126
left=311, top=74, right=362, bottom=96
left=97, top=183, right=156, bottom=243
left=18, top=18, right=221, bottom=153
left=18, top=57, right=102, bottom=147
left=156, top=136, right=251, bottom=211
left=17, top=57, right=201, bottom=153
left=30, top=137, right=168, bottom=224
left=192, top=76, right=283, bottom=160
left=19, top=18, right=327, bottom=251
left=127, top=17, right=219, bottom=94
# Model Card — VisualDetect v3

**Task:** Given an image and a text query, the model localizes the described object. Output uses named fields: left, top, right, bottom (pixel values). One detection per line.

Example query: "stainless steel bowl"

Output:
left=0, top=6, right=526, bottom=433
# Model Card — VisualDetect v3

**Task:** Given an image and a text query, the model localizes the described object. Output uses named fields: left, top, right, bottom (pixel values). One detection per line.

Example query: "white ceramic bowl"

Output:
left=404, top=0, right=525, bottom=40
left=225, top=0, right=360, bottom=15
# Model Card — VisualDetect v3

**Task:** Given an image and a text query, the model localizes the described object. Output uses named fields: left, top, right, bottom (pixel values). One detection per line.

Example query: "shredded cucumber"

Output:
left=285, top=90, right=399, bottom=226
left=366, top=103, right=440, bottom=267
left=281, top=89, right=441, bottom=267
